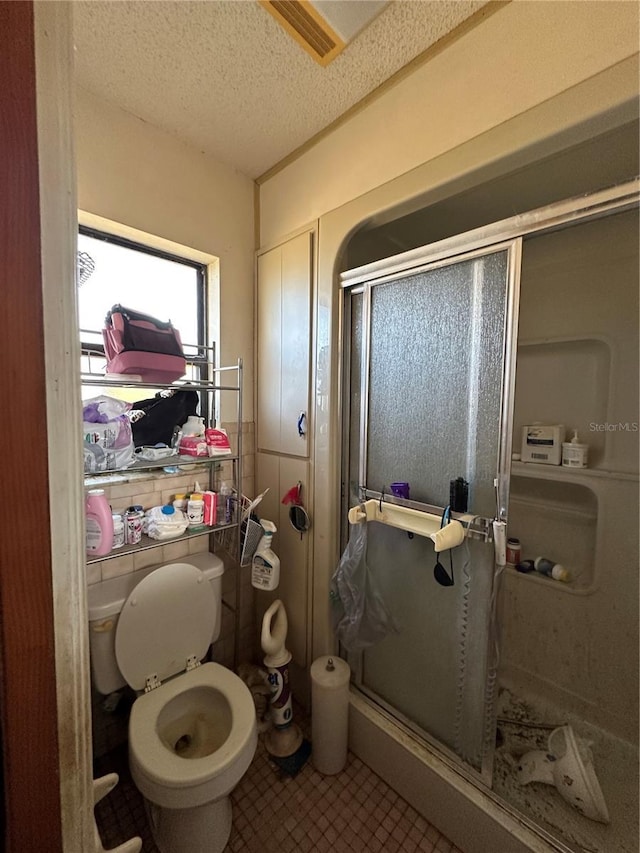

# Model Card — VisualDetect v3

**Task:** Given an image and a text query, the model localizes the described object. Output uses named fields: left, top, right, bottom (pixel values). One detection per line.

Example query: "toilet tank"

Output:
left=87, top=552, right=224, bottom=696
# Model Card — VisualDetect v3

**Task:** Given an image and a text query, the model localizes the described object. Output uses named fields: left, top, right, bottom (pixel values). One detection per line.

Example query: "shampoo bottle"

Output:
left=251, top=520, right=280, bottom=590
left=86, top=489, right=114, bottom=557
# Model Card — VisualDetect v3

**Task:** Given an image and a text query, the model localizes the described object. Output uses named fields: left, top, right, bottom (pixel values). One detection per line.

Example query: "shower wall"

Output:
left=500, top=209, right=639, bottom=743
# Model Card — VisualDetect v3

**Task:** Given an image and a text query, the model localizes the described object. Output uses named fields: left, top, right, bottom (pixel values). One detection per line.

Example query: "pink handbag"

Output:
left=102, top=305, right=186, bottom=383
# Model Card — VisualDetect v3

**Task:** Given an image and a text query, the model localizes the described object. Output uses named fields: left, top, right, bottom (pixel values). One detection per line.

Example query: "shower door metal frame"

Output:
left=338, top=177, right=640, bottom=788
left=352, top=238, right=522, bottom=527
left=341, top=238, right=522, bottom=787
left=340, top=176, right=639, bottom=534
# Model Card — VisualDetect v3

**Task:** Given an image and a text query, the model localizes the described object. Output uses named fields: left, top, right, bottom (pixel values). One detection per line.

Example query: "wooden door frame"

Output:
left=0, top=2, right=93, bottom=849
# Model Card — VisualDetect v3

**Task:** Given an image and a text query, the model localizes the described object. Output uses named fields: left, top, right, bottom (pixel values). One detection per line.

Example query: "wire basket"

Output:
left=215, top=494, right=263, bottom=567
left=240, top=517, right=263, bottom=567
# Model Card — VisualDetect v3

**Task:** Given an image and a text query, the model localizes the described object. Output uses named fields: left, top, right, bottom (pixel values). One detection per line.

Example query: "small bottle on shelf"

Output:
left=172, top=492, right=188, bottom=512
left=218, top=481, right=233, bottom=525
left=187, top=494, right=205, bottom=529
left=562, top=430, right=589, bottom=468
left=506, top=537, right=521, bottom=568
left=111, top=513, right=125, bottom=550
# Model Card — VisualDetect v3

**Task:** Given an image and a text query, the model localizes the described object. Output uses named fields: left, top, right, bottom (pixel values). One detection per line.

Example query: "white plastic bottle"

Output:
left=86, top=489, right=114, bottom=557
left=187, top=493, right=205, bottom=529
left=181, top=415, right=205, bottom=436
left=251, top=520, right=280, bottom=590
left=111, top=513, right=125, bottom=550
left=562, top=429, right=588, bottom=468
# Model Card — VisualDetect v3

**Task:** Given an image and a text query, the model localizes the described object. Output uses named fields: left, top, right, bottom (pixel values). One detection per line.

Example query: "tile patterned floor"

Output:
left=94, top=719, right=463, bottom=853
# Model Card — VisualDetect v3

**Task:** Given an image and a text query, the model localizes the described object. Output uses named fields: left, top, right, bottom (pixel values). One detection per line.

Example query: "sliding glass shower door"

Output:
left=341, top=241, right=521, bottom=782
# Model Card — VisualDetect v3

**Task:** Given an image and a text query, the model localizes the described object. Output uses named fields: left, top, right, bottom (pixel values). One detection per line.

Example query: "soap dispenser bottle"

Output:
left=251, top=520, right=280, bottom=590
left=562, top=429, right=588, bottom=468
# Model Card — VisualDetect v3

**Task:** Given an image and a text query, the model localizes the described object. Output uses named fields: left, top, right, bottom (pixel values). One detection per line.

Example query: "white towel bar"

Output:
left=347, top=499, right=467, bottom=552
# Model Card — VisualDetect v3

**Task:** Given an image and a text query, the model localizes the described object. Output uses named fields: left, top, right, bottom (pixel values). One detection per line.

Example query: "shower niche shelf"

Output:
left=514, top=336, right=611, bottom=469
left=507, top=476, right=598, bottom=594
left=511, top=461, right=637, bottom=484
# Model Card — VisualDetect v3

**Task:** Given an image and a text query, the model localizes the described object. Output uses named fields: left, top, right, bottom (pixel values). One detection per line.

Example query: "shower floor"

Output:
left=493, top=684, right=639, bottom=853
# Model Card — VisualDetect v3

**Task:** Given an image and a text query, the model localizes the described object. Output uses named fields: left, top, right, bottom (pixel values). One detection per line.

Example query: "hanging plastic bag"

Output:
left=329, top=517, right=397, bottom=651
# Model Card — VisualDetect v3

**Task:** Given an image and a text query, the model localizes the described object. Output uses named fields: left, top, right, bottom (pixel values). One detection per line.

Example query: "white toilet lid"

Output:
left=115, top=563, right=215, bottom=691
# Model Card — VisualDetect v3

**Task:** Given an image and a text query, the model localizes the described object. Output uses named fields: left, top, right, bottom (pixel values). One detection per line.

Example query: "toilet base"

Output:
left=146, top=794, right=232, bottom=853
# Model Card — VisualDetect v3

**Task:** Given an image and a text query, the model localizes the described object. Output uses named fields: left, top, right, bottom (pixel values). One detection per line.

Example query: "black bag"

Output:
left=129, top=389, right=199, bottom=447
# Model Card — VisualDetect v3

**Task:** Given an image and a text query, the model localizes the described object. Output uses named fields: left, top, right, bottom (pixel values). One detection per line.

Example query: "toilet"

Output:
left=87, top=553, right=257, bottom=853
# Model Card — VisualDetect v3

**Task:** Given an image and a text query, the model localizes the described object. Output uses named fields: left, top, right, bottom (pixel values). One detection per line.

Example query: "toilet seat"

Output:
left=129, top=663, right=257, bottom=810
left=115, top=563, right=215, bottom=691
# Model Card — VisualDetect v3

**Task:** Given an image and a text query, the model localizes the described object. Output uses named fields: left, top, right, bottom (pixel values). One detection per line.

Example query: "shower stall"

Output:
left=336, top=179, right=639, bottom=853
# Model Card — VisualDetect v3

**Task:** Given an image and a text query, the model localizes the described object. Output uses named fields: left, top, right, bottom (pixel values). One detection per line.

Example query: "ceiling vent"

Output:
left=259, top=0, right=388, bottom=66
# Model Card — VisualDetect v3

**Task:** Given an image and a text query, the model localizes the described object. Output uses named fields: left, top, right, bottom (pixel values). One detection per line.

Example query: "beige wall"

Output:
left=75, top=86, right=256, bottom=420
left=503, top=209, right=639, bottom=742
left=259, top=0, right=640, bottom=245
left=255, top=0, right=640, bottom=665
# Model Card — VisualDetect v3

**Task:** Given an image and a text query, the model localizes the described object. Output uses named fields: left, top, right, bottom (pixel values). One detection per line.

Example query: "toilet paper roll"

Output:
left=311, top=655, right=350, bottom=775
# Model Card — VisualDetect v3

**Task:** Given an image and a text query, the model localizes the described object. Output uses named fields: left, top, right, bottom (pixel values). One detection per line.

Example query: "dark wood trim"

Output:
left=0, top=2, right=63, bottom=849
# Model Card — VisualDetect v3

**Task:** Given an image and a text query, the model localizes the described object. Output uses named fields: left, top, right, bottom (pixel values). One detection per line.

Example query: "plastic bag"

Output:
left=82, top=395, right=135, bottom=473
left=329, top=518, right=397, bottom=651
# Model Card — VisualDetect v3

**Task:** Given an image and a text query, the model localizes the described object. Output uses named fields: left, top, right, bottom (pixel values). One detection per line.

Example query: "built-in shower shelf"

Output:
left=511, top=461, right=637, bottom=484
left=503, top=565, right=594, bottom=596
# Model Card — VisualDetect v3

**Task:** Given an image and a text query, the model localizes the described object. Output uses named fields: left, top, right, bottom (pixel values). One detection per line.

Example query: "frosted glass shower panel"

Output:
left=366, top=251, right=509, bottom=515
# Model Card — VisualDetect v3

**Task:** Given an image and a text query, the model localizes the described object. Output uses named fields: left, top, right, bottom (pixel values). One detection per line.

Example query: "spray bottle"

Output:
left=251, top=520, right=280, bottom=590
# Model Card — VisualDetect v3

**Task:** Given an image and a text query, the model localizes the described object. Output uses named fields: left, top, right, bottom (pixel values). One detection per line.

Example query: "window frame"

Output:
left=78, top=224, right=208, bottom=353
left=78, top=225, right=213, bottom=419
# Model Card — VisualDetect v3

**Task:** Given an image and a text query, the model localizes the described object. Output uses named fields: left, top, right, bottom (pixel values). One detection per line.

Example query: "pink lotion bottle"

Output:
left=86, top=489, right=114, bottom=557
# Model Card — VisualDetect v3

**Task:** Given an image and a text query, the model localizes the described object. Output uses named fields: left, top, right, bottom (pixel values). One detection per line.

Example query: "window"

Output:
left=78, top=227, right=210, bottom=406
left=78, top=227, right=206, bottom=352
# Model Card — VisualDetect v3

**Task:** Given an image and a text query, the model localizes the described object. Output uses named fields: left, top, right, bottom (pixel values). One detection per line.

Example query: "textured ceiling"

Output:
left=73, top=0, right=487, bottom=179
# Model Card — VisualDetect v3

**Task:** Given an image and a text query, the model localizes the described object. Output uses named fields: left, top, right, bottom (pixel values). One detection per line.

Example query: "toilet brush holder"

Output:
left=263, top=658, right=303, bottom=757
left=261, top=599, right=310, bottom=774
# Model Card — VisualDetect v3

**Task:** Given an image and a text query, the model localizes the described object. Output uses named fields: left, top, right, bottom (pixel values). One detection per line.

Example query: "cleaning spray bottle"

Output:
left=251, top=520, right=280, bottom=590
